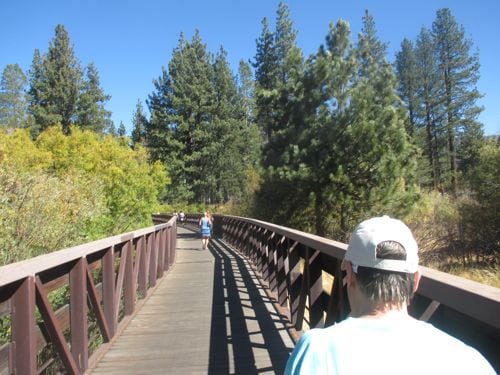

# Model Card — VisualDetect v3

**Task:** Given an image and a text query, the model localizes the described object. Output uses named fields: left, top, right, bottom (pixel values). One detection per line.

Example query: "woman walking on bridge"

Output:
left=199, top=211, right=212, bottom=250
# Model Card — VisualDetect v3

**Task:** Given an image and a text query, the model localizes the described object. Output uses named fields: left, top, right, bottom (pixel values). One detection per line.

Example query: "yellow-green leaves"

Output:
left=0, top=126, right=168, bottom=265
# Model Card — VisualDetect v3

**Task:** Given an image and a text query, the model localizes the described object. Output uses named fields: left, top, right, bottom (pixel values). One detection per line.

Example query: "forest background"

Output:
left=0, top=4, right=498, bottom=287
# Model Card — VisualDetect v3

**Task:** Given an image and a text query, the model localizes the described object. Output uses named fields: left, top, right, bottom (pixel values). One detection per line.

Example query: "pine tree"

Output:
left=336, top=13, right=416, bottom=238
left=267, top=1, right=304, bottom=168
left=432, top=8, right=483, bottom=191
left=253, top=17, right=278, bottom=142
left=253, top=3, right=304, bottom=169
left=76, top=62, right=111, bottom=133
left=148, top=31, right=215, bottom=203
left=305, top=17, right=416, bottom=240
left=303, top=19, right=358, bottom=236
left=414, top=27, right=445, bottom=189
left=356, top=10, right=388, bottom=79
left=0, top=64, right=27, bottom=128
left=131, top=99, right=147, bottom=147
left=26, top=49, right=46, bottom=136
left=147, top=32, right=260, bottom=205
left=395, top=39, right=419, bottom=136
left=252, top=3, right=306, bottom=225
left=211, top=47, right=260, bottom=203
left=237, top=59, right=254, bottom=125
left=117, top=121, right=126, bottom=137
left=27, top=25, right=82, bottom=134
left=107, top=121, right=117, bottom=137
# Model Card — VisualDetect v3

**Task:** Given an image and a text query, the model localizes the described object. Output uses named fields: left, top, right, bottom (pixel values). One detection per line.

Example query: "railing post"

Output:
left=325, top=259, right=349, bottom=326
left=70, top=257, right=88, bottom=372
left=137, top=235, right=148, bottom=298
left=170, top=223, right=177, bottom=266
left=165, top=228, right=170, bottom=271
left=276, top=238, right=289, bottom=307
left=261, top=232, right=274, bottom=283
left=157, top=229, right=164, bottom=278
left=306, top=248, right=324, bottom=328
left=103, top=246, right=117, bottom=336
left=267, top=235, right=280, bottom=294
left=11, top=276, right=37, bottom=375
left=149, top=232, right=158, bottom=287
left=124, top=240, right=135, bottom=316
left=287, top=242, right=304, bottom=329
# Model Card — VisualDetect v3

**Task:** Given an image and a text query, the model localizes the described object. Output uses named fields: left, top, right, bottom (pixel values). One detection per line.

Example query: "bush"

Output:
left=0, top=126, right=169, bottom=265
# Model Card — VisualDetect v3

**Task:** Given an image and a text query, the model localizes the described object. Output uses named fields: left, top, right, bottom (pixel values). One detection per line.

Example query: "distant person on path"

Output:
left=179, top=211, right=186, bottom=225
left=199, top=211, right=212, bottom=250
left=285, top=215, right=495, bottom=375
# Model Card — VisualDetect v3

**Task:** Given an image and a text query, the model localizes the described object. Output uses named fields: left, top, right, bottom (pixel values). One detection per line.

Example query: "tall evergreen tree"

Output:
left=253, top=2, right=306, bottom=225
left=0, top=64, right=27, bottom=128
left=117, top=121, right=126, bottom=137
left=253, top=2, right=304, bottom=169
left=107, top=121, right=117, bottom=137
left=330, top=14, right=416, bottom=239
left=26, top=49, right=46, bottom=135
left=299, top=17, right=416, bottom=240
left=414, top=27, right=445, bottom=188
left=28, top=25, right=82, bottom=134
left=253, top=17, right=278, bottom=142
left=131, top=99, right=147, bottom=147
left=237, top=59, right=254, bottom=125
left=171, top=30, right=215, bottom=202
left=395, top=39, right=419, bottom=136
left=432, top=8, right=483, bottom=191
left=267, top=1, right=304, bottom=168
left=356, top=10, right=388, bottom=79
left=147, top=32, right=260, bottom=205
left=299, top=19, right=358, bottom=236
left=210, top=47, right=249, bottom=202
left=76, top=62, right=111, bottom=133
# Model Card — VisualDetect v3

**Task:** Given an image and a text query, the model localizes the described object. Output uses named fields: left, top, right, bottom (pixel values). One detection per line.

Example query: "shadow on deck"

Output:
left=90, top=227, right=295, bottom=374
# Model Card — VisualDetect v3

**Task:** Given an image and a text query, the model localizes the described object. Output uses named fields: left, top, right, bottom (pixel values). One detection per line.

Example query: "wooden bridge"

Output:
left=0, top=214, right=499, bottom=374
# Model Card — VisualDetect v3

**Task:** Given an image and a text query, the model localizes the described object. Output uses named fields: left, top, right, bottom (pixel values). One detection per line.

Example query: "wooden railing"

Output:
left=0, top=216, right=176, bottom=375
left=2, top=212, right=498, bottom=373
left=214, top=214, right=500, bottom=370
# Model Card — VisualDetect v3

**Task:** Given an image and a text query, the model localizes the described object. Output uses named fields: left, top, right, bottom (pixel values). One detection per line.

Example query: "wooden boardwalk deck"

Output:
left=90, top=227, right=295, bottom=374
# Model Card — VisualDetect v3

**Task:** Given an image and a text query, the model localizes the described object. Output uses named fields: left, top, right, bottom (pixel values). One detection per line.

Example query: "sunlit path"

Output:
left=90, top=226, right=294, bottom=374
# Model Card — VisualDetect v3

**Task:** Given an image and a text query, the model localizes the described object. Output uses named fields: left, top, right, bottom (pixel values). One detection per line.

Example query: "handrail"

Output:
left=0, top=216, right=177, bottom=375
left=215, top=214, right=500, bottom=369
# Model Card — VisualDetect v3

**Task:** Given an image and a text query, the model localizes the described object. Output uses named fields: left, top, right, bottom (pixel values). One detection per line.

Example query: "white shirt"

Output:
left=285, top=313, right=495, bottom=375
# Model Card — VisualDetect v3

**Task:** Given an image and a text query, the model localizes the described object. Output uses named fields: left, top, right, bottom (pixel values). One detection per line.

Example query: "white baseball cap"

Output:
left=344, top=216, right=419, bottom=273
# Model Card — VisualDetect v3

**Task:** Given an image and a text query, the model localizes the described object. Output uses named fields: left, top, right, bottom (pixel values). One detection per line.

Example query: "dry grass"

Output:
left=423, top=259, right=500, bottom=288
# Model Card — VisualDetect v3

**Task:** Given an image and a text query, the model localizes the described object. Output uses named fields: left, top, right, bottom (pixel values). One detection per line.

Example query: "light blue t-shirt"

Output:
left=285, top=314, right=495, bottom=375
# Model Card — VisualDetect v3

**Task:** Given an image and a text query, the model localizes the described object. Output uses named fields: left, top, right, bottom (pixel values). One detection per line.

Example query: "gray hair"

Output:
left=355, top=241, right=416, bottom=307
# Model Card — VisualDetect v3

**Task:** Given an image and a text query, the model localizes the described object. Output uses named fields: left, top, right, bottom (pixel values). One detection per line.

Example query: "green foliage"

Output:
left=0, top=126, right=168, bottom=265
left=28, top=25, right=81, bottom=134
left=117, top=121, right=126, bottom=137
left=254, top=14, right=418, bottom=241
left=0, top=64, right=28, bottom=128
left=76, top=62, right=112, bottom=133
left=146, top=31, right=260, bottom=206
left=460, top=140, right=500, bottom=257
left=27, top=25, right=111, bottom=136
left=396, top=9, right=484, bottom=192
left=131, top=99, right=147, bottom=147
left=0, top=134, right=105, bottom=264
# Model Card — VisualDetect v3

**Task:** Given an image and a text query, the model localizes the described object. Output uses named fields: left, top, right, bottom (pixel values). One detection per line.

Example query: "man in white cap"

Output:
left=284, top=216, right=495, bottom=374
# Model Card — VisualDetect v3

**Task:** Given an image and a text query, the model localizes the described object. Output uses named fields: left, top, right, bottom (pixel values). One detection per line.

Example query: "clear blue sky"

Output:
left=1, top=0, right=499, bottom=135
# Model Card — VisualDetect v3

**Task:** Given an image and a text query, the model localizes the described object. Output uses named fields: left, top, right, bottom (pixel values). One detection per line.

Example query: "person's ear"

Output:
left=413, top=268, right=422, bottom=293
left=345, top=261, right=356, bottom=287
